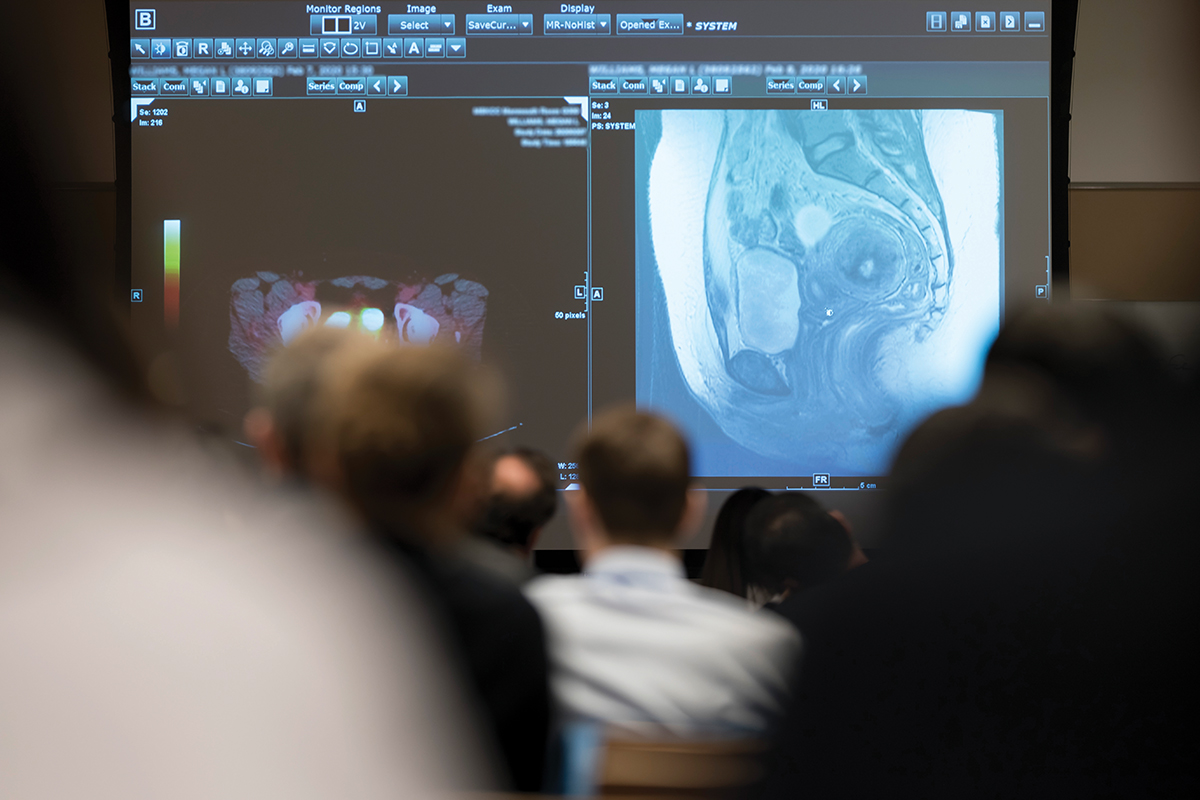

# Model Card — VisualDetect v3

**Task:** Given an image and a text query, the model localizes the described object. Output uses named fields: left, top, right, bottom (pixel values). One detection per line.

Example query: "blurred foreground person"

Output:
left=699, top=486, right=770, bottom=599
left=742, top=494, right=866, bottom=610
left=0, top=102, right=485, bottom=797
left=526, top=407, right=799, bottom=737
left=319, top=344, right=552, bottom=791
left=464, top=447, right=559, bottom=584
left=243, top=326, right=361, bottom=481
left=760, top=308, right=1199, bottom=798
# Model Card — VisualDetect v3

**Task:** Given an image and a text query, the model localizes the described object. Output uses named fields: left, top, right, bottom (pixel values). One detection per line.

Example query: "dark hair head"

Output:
left=743, top=493, right=853, bottom=597
left=476, top=447, right=559, bottom=551
left=574, top=406, right=691, bottom=543
left=326, top=343, right=500, bottom=539
left=701, top=487, right=771, bottom=597
left=886, top=369, right=1106, bottom=556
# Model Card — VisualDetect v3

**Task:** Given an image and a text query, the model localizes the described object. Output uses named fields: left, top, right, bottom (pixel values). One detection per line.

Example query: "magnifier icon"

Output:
left=281, top=41, right=294, bottom=55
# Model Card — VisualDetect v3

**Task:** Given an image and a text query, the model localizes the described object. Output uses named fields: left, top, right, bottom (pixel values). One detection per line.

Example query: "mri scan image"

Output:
left=636, top=109, right=1002, bottom=476
left=229, top=272, right=488, bottom=383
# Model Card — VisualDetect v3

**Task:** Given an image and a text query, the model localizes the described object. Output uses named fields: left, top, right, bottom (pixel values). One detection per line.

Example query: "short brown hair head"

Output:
left=574, top=406, right=691, bottom=543
left=325, top=344, right=500, bottom=538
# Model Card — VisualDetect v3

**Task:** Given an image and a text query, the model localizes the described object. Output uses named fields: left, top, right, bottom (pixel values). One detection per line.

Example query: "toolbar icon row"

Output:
left=131, top=76, right=272, bottom=96
left=927, top=11, right=1044, bottom=31
left=766, top=75, right=867, bottom=95
left=131, top=36, right=464, bottom=59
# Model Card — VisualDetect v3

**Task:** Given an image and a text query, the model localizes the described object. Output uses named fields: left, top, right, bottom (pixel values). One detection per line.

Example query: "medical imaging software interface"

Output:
left=129, top=1, right=1053, bottom=492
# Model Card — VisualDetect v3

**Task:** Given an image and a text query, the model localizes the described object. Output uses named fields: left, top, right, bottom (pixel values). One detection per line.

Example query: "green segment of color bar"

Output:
left=164, top=220, right=180, bottom=277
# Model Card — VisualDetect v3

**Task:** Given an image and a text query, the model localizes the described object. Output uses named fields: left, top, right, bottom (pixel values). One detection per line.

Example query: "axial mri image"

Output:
left=228, top=272, right=489, bottom=384
left=636, top=109, right=1002, bottom=476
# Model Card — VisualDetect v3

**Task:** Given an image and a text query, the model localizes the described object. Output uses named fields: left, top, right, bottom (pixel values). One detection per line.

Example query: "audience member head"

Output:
left=984, top=305, right=1172, bottom=456
left=475, top=447, right=559, bottom=555
left=321, top=343, right=501, bottom=546
left=743, top=494, right=861, bottom=600
left=567, top=406, right=704, bottom=557
left=886, top=366, right=1106, bottom=557
left=244, top=327, right=360, bottom=479
left=700, top=487, right=770, bottom=597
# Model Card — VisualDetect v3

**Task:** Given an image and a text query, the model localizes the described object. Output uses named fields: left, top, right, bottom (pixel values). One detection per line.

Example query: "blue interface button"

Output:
left=306, top=77, right=337, bottom=95
left=670, top=76, right=689, bottom=94
left=194, top=38, right=214, bottom=58
left=649, top=76, right=668, bottom=94
left=131, top=289, right=143, bottom=302
left=365, top=75, right=387, bottom=95
left=230, top=76, right=253, bottom=96
left=339, top=38, right=361, bottom=57
left=353, top=99, right=366, bottom=113
left=337, top=77, right=366, bottom=95
left=425, top=37, right=445, bottom=57
left=976, top=11, right=996, bottom=32
left=256, top=38, right=277, bottom=58
left=446, top=37, right=466, bottom=57
left=135, top=9, right=155, bottom=30
left=713, top=76, right=732, bottom=94
left=312, top=14, right=350, bottom=34
left=826, top=75, right=846, bottom=94
left=999, top=11, right=1021, bottom=31
left=387, top=14, right=454, bottom=35
left=616, top=14, right=684, bottom=34
left=926, top=11, right=946, bottom=32
left=252, top=76, right=272, bottom=96
left=404, top=37, right=424, bottom=57
left=811, top=99, right=829, bottom=110
left=188, top=76, right=209, bottom=96
left=172, top=38, right=191, bottom=58
left=388, top=75, right=408, bottom=96
left=131, top=39, right=150, bottom=59
left=160, top=78, right=187, bottom=95
left=150, top=38, right=171, bottom=59
left=298, top=38, right=318, bottom=57
left=320, top=38, right=340, bottom=58
left=362, top=38, right=381, bottom=58
left=520, top=14, right=534, bottom=33
left=1024, top=11, right=1045, bottom=31
left=211, top=76, right=230, bottom=95
left=813, top=473, right=831, bottom=488
left=691, top=76, right=713, bottom=94
left=131, top=77, right=158, bottom=95
left=215, top=38, right=235, bottom=58
left=465, top=14, right=522, bottom=34
left=1035, top=284, right=1049, bottom=298
left=590, top=77, right=618, bottom=94
left=383, top=37, right=403, bottom=57
left=351, top=14, right=378, bottom=35
left=277, top=38, right=298, bottom=57
left=848, top=75, right=868, bottom=94
left=620, top=77, right=647, bottom=94
left=950, top=11, right=972, bottom=31
left=235, top=38, right=256, bottom=58
left=544, top=14, right=612, bottom=35
left=766, top=76, right=795, bottom=94
left=796, top=76, right=825, bottom=94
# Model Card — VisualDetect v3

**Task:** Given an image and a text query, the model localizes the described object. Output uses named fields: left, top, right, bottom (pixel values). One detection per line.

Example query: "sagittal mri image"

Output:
left=636, top=109, right=1002, bottom=476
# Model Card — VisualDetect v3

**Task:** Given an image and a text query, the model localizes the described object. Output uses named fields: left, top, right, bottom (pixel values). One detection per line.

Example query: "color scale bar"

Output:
left=164, top=219, right=180, bottom=327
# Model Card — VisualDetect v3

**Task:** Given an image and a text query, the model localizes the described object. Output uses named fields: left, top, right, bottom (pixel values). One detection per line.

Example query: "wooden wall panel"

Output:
left=1069, top=187, right=1200, bottom=300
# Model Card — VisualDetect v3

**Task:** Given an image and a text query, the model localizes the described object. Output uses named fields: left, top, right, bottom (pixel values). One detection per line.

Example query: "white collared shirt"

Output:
left=525, top=546, right=801, bottom=737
